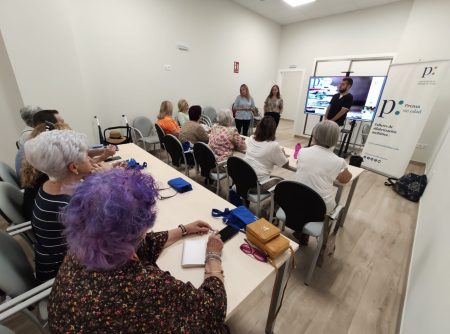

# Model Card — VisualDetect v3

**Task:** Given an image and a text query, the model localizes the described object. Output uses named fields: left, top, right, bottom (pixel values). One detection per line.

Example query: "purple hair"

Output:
left=61, top=169, right=159, bottom=271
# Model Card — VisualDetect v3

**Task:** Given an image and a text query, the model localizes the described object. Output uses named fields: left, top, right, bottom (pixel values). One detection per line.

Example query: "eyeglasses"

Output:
left=240, top=239, right=267, bottom=262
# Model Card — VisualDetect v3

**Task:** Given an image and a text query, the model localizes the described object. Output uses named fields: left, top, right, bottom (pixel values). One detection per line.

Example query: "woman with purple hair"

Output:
left=48, top=169, right=227, bottom=333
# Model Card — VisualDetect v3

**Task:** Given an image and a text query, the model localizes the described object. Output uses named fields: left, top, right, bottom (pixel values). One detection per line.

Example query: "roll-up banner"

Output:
left=361, top=60, right=448, bottom=177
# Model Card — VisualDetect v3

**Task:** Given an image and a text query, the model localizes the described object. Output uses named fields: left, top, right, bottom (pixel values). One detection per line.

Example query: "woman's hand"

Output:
left=101, top=145, right=117, bottom=159
left=91, top=162, right=113, bottom=173
left=185, top=220, right=211, bottom=235
left=207, top=234, right=223, bottom=255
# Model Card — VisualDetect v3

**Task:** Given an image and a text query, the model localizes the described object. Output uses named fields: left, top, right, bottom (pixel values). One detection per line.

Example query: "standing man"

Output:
left=324, top=77, right=354, bottom=126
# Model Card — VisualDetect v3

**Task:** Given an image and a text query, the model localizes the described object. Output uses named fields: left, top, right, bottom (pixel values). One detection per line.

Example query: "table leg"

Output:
left=265, top=259, right=289, bottom=334
left=339, top=177, right=359, bottom=227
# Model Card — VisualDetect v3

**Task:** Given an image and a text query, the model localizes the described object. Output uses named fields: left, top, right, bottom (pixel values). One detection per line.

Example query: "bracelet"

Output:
left=205, top=270, right=224, bottom=275
left=205, top=255, right=222, bottom=263
left=178, top=224, right=188, bottom=236
left=206, top=251, right=221, bottom=257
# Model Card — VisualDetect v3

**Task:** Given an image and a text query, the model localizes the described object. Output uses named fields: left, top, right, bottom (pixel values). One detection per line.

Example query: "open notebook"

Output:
left=181, top=238, right=207, bottom=268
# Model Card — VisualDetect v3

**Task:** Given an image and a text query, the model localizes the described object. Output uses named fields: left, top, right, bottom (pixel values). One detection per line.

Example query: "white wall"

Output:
left=397, top=0, right=450, bottom=332
left=0, top=0, right=281, bottom=145
left=0, top=31, right=24, bottom=166
left=278, top=0, right=413, bottom=140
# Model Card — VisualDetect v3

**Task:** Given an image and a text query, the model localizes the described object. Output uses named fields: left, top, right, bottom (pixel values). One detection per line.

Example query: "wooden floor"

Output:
left=2, top=119, right=422, bottom=334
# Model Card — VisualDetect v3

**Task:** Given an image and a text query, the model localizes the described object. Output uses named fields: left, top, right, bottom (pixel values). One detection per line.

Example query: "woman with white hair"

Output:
left=24, top=130, right=93, bottom=283
left=295, top=120, right=352, bottom=214
left=209, top=109, right=246, bottom=162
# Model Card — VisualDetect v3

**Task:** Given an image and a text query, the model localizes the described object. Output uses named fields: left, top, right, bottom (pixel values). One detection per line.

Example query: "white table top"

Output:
left=114, top=144, right=298, bottom=319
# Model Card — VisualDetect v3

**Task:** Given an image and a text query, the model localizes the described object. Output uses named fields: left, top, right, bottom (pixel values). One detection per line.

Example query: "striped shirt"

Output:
left=31, top=187, right=70, bottom=283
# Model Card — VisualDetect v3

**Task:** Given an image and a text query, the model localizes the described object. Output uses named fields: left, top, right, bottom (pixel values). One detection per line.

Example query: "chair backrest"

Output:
left=274, top=181, right=326, bottom=232
left=133, top=116, right=153, bottom=137
left=0, top=162, right=20, bottom=188
left=129, top=127, right=147, bottom=151
left=199, top=115, right=212, bottom=128
left=226, top=156, right=258, bottom=198
left=0, top=182, right=25, bottom=224
left=163, top=134, right=186, bottom=167
left=193, top=142, right=217, bottom=178
left=103, top=126, right=132, bottom=145
left=0, top=231, right=36, bottom=297
left=202, top=106, right=217, bottom=123
left=154, top=123, right=166, bottom=146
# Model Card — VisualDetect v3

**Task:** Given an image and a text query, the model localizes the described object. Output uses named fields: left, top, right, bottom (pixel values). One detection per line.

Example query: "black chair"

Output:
left=269, top=181, right=342, bottom=285
left=193, top=143, right=228, bottom=195
left=163, top=134, right=192, bottom=176
left=226, top=156, right=281, bottom=216
left=154, top=123, right=169, bottom=162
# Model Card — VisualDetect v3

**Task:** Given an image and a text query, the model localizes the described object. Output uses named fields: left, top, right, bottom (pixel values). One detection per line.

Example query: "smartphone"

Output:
left=218, top=225, right=239, bottom=243
left=105, top=156, right=122, bottom=162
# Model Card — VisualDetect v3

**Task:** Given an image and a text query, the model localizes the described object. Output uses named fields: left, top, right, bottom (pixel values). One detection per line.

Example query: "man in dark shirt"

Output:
left=325, top=77, right=354, bottom=126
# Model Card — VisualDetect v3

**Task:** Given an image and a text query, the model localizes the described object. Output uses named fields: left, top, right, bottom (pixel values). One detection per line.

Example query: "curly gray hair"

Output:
left=312, top=120, right=340, bottom=148
left=20, top=105, right=42, bottom=127
left=24, top=130, right=88, bottom=180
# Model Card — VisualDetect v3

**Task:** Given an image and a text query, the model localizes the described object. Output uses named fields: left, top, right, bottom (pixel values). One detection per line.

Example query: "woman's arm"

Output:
left=336, top=168, right=352, bottom=184
left=263, top=97, right=268, bottom=113
left=279, top=98, right=283, bottom=113
left=163, top=220, right=211, bottom=248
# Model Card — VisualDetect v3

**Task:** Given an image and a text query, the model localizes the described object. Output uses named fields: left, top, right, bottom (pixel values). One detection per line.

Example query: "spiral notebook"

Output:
left=181, top=238, right=207, bottom=268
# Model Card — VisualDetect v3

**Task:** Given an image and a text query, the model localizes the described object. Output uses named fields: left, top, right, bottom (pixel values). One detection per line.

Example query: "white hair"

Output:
left=217, top=109, right=233, bottom=127
left=20, top=105, right=42, bottom=127
left=312, top=120, right=340, bottom=148
left=24, top=130, right=88, bottom=180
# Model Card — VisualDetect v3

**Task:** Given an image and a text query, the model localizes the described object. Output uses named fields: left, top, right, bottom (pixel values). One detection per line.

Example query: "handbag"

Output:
left=384, top=173, right=427, bottom=202
left=167, top=177, right=193, bottom=193
left=211, top=205, right=257, bottom=231
left=246, top=218, right=290, bottom=259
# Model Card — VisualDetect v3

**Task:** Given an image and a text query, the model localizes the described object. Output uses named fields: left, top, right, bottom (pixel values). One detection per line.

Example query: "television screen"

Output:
left=304, top=76, right=387, bottom=121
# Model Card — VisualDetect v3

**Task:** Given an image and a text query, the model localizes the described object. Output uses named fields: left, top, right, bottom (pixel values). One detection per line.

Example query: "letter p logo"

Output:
left=378, top=99, right=396, bottom=118
left=422, top=67, right=433, bottom=78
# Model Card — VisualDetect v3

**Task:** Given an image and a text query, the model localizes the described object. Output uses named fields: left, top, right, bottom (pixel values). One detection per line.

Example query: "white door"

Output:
left=279, top=70, right=304, bottom=121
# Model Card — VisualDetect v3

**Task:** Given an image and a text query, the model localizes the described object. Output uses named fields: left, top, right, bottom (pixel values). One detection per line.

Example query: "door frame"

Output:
left=277, top=68, right=305, bottom=121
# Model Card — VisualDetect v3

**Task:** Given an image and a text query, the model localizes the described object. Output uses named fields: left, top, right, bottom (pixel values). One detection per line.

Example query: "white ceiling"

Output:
left=230, top=0, right=405, bottom=25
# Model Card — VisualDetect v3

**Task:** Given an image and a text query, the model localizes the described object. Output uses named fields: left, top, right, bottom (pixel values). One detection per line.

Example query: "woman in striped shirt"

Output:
left=24, top=130, right=93, bottom=283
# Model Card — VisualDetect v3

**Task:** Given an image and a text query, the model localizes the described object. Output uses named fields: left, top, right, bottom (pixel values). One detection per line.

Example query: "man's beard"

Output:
left=339, top=88, right=346, bottom=93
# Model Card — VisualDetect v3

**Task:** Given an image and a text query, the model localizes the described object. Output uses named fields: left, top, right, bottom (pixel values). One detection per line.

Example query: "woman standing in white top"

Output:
left=245, top=116, right=288, bottom=187
left=232, top=84, right=256, bottom=136
left=295, top=120, right=352, bottom=213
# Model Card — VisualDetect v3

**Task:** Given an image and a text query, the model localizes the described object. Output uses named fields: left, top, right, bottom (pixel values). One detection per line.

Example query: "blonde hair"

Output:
left=21, top=123, right=71, bottom=188
left=177, top=99, right=188, bottom=113
left=157, top=101, right=173, bottom=119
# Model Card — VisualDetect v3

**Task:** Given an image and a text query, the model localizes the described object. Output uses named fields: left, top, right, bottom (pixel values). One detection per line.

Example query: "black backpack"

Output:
left=384, top=173, right=427, bottom=202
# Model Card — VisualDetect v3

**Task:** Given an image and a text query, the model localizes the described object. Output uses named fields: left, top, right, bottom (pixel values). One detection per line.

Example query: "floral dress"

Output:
left=209, top=124, right=246, bottom=162
left=48, top=232, right=227, bottom=333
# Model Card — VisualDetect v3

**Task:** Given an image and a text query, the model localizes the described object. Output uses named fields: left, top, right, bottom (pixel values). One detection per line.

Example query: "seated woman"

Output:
left=176, top=98, right=190, bottom=126
left=24, top=130, right=94, bottom=283
left=209, top=109, right=246, bottom=162
left=245, top=116, right=288, bottom=183
left=179, top=105, right=209, bottom=144
left=295, top=120, right=352, bottom=213
left=156, top=100, right=180, bottom=136
left=48, top=169, right=227, bottom=333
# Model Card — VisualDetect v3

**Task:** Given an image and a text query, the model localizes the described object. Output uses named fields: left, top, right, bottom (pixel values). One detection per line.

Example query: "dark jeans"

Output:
left=265, top=112, right=280, bottom=127
left=235, top=119, right=251, bottom=136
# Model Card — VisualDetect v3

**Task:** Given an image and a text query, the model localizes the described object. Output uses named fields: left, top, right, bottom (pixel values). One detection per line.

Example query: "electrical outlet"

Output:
left=163, top=64, right=172, bottom=71
left=416, top=143, right=427, bottom=149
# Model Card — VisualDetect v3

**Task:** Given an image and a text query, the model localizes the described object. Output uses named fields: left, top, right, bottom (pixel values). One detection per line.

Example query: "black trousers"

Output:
left=235, top=119, right=251, bottom=136
left=265, top=112, right=281, bottom=127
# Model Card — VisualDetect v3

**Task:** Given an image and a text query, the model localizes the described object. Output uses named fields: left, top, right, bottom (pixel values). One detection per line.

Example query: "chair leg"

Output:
left=305, top=233, right=324, bottom=286
left=280, top=219, right=286, bottom=231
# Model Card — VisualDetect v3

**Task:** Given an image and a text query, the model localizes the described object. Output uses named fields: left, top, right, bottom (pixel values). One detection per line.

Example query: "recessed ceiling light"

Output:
left=283, top=0, right=316, bottom=7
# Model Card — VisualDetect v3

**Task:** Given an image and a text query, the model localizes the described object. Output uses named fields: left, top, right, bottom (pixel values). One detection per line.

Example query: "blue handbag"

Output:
left=168, top=177, right=193, bottom=193
left=212, top=206, right=258, bottom=231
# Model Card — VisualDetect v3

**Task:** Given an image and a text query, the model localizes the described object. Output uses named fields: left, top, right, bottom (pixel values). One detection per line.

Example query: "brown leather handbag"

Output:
left=246, top=218, right=290, bottom=259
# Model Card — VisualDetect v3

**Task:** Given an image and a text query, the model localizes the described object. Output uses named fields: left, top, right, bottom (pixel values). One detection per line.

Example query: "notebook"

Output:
left=181, top=238, right=207, bottom=268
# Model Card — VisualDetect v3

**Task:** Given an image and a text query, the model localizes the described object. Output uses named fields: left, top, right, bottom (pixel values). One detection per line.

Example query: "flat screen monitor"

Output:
left=304, top=76, right=387, bottom=121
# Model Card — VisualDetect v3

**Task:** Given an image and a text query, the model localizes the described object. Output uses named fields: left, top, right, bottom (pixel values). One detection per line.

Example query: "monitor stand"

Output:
left=336, top=120, right=356, bottom=158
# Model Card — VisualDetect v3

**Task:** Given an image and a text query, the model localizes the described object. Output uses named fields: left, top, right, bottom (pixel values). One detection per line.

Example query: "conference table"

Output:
left=114, top=143, right=298, bottom=334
